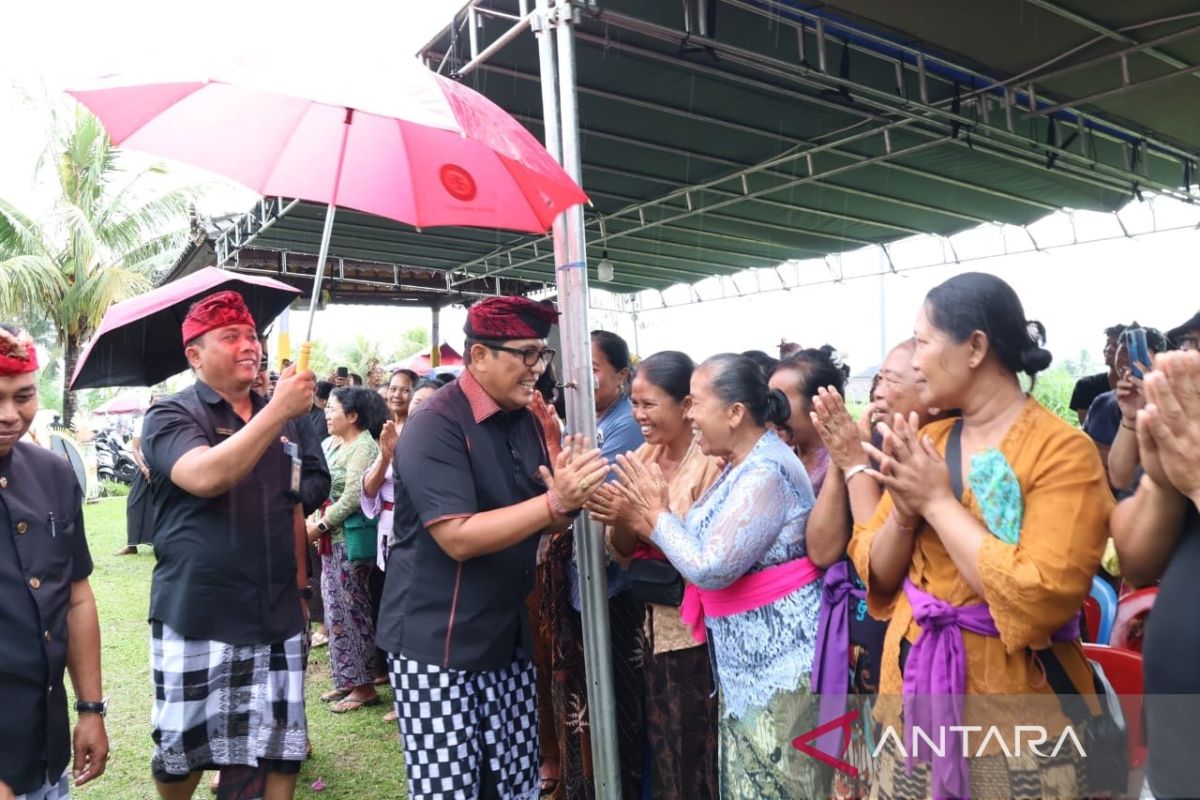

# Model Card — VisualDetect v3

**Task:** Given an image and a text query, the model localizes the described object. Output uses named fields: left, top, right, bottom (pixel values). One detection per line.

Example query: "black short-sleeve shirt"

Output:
left=142, top=381, right=330, bottom=645
left=0, top=443, right=92, bottom=794
left=1069, top=372, right=1110, bottom=414
left=376, top=371, right=550, bottom=672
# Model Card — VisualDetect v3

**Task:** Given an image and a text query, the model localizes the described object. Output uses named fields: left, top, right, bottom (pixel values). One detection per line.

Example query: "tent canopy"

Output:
left=170, top=0, right=1199, bottom=299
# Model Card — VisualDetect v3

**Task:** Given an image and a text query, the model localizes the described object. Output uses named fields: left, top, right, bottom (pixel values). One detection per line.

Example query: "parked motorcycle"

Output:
left=95, top=430, right=139, bottom=484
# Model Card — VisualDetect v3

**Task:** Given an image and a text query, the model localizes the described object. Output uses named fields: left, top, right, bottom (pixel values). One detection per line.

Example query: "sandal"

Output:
left=310, top=630, right=329, bottom=648
left=382, top=709, right=398, bottom=724
left=320, top=688, right=350, bottom=703
left=330, top=696, right=382, bottom=714
left=539, top=777, right=561, bottom=798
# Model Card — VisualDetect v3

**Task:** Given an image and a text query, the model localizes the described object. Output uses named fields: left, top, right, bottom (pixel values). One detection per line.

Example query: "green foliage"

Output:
left=0, top=106, right=195, bottom=424
left=1029, top=365, right=1080, bottom=427
left=98, top=479, right=131, bottom=498
left=319, top=328, right=432, bottom=384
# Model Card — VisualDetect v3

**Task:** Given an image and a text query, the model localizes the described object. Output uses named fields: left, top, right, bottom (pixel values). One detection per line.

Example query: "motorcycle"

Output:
left=95, top=430, right=139, bottom=485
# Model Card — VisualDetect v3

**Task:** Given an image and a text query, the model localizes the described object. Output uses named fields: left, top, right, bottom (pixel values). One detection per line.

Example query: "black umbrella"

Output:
left=70, top=267, right=300, bottom=390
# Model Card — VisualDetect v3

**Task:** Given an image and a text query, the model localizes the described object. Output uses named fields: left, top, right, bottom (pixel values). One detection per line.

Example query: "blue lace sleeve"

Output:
left=650, top=464, right=793, bottom=590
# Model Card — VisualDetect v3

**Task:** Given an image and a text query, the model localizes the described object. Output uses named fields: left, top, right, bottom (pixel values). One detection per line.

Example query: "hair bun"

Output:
left=1020, top=346, right=1053, bottom=375
left=765, top=388, right=792, bottom=427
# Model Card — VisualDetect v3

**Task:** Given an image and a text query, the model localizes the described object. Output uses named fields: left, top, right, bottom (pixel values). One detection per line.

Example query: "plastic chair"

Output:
left=1088, top=576, right=1118, bottom=645
left=1110, top=587, right=1157, bottom=652
left=1082, top=643, right=1146, bottom=770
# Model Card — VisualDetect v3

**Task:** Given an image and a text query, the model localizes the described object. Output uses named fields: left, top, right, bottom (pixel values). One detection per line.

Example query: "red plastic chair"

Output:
left=1082, top=643, right=1146, bottom=770
left=1109, top=587, right=1157, bottom=652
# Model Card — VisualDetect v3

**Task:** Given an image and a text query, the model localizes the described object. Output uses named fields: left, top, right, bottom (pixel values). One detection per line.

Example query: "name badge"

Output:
left=284, top=441, right=301, bottom=494
left=215, top=427, right=234, bottom=436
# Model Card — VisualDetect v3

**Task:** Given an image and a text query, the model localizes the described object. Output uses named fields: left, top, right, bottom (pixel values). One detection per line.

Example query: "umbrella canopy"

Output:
left=66, top=53, right=588, bottom=234
left=90, top=390, right=150, bottom=416
left=402, top=344, right=463, bottom=373
left=70, top=267, right=300, bottom=390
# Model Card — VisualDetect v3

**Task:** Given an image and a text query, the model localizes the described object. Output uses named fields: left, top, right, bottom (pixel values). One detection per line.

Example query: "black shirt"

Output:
left=377, top=371, right=550, bottom=671
left=0, top=443, right=92, bottom=794
left=307, top=405, right=329, bottom=443
left=1069, top=372, right=1110, bottom=413
left=1144, top=501, right=1200, bottom=797
left=142, top=381, right=330, bottom=644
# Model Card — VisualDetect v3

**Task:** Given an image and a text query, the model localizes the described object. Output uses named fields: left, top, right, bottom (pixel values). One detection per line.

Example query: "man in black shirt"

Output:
left=378, top=297, right=609, bottom=800
left=1070, top=323, right=1125, bottom=426
left=0, top=327, right=108, bottom=798
left=141, top=291, right=325, bottom=800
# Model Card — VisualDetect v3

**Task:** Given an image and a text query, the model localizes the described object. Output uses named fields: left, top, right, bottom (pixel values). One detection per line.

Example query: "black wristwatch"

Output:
left=298, top=587, right=313, bottom=601
left=76, top=698, right=108, bottom=718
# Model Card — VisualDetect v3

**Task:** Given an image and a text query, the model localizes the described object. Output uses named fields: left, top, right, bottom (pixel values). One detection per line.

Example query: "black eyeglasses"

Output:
left=487, top=344, right=557, bottom=367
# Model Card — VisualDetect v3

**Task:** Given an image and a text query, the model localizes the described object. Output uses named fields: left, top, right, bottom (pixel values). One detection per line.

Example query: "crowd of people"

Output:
left=3, top=270, right=1200, bottom=800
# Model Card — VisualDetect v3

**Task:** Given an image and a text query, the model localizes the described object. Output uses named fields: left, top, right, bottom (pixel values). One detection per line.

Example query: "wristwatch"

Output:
left=298, top=587, right=314, bottom=601
left=316, top=520, right=330, bottom=533
left=76, top=698, right=108, bottom=718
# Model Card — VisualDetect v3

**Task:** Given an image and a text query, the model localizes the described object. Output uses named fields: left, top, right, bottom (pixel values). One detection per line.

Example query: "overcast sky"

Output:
left=3, top=0, right=1199, bottom=375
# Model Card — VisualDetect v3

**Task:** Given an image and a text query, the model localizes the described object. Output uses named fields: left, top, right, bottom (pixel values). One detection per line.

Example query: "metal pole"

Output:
left=430, top=306, right=442, bottom=368
left=297, top=109, right=353, bottom=371
left=541, top=1, right=620, bottom=797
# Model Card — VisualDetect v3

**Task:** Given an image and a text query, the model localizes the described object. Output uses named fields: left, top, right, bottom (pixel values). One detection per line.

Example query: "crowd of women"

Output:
left=295, top=270, right=1200, bottom=799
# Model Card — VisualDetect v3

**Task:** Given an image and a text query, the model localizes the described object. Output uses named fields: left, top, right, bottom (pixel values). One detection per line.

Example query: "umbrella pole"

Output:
left=297, top=109, right=354, bottom=372
left=539, top=1, right=621, bottom=796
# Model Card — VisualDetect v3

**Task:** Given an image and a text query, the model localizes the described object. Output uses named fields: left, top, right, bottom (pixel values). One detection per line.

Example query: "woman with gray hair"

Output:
left=615, top=352, right=826, bottom=799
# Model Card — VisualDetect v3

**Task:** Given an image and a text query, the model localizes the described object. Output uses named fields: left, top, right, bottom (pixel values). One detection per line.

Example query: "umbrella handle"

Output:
left=296, top=341, right=312, bottom=373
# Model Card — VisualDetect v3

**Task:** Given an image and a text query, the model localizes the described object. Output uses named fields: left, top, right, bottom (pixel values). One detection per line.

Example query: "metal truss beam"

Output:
left=721, top=0, right=1197, bottom=166
left=598, top=8, right=1195, bottom=201
left=587, top=199, right=1200, bottom=311
left=212, top=197, right=301, bottom=268
left=1022, top=0, right=1200, bottom=80
left=449, top=131, right=947, bottom=286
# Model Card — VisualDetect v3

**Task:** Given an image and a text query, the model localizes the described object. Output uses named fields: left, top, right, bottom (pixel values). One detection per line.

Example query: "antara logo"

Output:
left=792, top=710, right=1087, bottom=777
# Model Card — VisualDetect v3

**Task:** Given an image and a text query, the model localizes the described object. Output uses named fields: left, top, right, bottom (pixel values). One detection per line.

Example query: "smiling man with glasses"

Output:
left=377, top=296, right=609, bottom=800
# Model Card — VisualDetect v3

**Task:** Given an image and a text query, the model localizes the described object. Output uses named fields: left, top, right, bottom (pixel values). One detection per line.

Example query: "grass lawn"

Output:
left=72, top=499, right=408, bottom=799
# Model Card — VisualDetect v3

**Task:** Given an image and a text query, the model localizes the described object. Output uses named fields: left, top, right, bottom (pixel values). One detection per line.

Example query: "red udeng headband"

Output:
left=0, top=344, right=37, bottom=376
left=181, top=290, right=256, bottom=344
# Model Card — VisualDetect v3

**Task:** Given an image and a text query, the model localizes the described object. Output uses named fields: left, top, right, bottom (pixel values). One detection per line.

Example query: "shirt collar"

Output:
left=459, top=369, right=503, bottom=424
left=195, top=379, right=266, bottom=413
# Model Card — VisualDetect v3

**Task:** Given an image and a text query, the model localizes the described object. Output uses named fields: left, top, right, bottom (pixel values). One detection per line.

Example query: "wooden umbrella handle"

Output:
left=296, top=341, right=312, bottom=372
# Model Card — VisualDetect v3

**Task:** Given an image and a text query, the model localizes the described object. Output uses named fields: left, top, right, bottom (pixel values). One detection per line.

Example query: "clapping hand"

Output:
left=538, top=433, right=609, bottom=513
left=379, top=421, right=399, bottom=464
left=613, top=452, right=670, bottom=534
left=1139, top=351, right=1200, bottom=503
left=862, top=412, right=950, bottom=523
left=810, top=386, right=870, bottom=471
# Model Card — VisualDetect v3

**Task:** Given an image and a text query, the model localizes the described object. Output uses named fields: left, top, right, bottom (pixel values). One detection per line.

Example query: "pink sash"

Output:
left=680, top=557, right=823, bottom=643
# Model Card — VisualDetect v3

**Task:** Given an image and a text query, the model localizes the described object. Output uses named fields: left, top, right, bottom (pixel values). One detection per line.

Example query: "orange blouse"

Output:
left=848, top=397, right=1111, bottom=735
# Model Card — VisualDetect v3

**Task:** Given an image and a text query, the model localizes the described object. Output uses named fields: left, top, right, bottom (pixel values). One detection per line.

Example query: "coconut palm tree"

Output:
left=0, top=106, right=192, bottom=424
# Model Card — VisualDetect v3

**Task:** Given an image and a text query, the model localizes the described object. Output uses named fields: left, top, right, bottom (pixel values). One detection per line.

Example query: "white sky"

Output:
left=3, top=0, right=1199, bottom=376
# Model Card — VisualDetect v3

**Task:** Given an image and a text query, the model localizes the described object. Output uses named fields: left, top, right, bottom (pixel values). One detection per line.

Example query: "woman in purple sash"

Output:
left=848, top=273, right=1112, bottom=799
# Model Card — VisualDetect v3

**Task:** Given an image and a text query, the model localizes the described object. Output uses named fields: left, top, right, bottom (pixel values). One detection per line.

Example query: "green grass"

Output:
left=73, top=499, right=408, bottom=799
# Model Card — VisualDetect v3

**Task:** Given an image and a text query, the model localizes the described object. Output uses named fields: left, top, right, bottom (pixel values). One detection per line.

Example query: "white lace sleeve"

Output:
left=650, top=463, right=793, bottom=590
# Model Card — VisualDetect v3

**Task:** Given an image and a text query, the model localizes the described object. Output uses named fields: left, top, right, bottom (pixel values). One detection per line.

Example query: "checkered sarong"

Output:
left=149, top=620, right=308, bottom=777
left=15, top=771, right=69, bottom=800
left=390, top=655, right=539, bottom=800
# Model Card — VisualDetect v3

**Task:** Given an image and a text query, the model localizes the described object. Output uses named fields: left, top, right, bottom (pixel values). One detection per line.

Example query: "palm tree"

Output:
left=0, top=106, right=192, bottom=424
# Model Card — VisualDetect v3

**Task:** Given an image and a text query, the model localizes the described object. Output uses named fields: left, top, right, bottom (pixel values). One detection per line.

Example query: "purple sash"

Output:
left=810, top=561, right=866, bottom=759
left=902, top=578, right=1081, bottom=799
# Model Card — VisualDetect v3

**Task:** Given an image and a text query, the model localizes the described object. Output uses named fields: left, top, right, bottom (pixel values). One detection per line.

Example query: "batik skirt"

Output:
left=149, top=620, right=308, bottom=778
left=321, top=540, right=377, bottom=689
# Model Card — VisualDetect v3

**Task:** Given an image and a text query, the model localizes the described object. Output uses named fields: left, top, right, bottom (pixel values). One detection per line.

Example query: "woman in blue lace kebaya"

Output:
left=615, top=353, right=828, bottom=799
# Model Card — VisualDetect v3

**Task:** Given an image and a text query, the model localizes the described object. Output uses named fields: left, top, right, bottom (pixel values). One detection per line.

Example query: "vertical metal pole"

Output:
left=541, top=1, right=620, bottom=797
left=430, top=305, right=442, bottom=368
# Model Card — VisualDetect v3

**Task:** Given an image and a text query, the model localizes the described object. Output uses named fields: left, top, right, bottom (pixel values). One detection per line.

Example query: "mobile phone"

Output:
left=336, top=366, right=349, bottom=379
left=1124, top=328, right=1150, bottom=379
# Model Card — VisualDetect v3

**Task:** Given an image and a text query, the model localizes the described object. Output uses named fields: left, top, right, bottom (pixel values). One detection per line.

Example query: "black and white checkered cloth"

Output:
left=15, top=771, right=68, bottom=800
left=149, top=620, right=308, bottom=778
left=390, top=655, right=540, bottom=800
